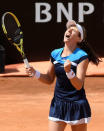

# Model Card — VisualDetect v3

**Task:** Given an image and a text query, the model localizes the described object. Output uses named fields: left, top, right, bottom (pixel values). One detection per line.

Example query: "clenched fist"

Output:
left=64, top=59, right=71, bottom=73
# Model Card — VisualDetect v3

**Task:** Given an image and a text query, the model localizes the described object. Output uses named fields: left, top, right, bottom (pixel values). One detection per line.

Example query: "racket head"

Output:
left=1, top=12, right=23, bottom=45
left=1, top=12, right=30, bottom=68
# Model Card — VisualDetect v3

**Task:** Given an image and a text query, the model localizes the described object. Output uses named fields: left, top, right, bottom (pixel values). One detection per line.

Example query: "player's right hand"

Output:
left=25, top=66, right=36, bottom=77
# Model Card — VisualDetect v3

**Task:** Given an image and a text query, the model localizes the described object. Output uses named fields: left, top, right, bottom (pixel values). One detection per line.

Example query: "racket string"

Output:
left=2, top=12, right=26, bottom=59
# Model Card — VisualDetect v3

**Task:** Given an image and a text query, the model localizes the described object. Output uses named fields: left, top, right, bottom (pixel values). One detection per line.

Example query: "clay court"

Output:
left=0, top=60, right=104, bottom=131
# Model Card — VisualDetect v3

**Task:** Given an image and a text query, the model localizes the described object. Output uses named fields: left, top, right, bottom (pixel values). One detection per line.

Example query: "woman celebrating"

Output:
left=26, top=20, right=100, bottom=131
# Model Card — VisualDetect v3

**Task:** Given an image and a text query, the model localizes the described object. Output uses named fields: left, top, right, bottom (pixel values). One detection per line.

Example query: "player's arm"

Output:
left=64, top=58, right=89, bottom=90
left=26, top=60, right=55, bottom=84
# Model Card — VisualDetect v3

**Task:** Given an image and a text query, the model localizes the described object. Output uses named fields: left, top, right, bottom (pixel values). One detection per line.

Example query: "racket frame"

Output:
left=2, top=12, right=30, bottom=68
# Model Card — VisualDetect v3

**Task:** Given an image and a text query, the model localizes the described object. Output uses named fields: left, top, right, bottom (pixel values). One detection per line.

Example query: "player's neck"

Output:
left=63, top=44, right=78, bottom=55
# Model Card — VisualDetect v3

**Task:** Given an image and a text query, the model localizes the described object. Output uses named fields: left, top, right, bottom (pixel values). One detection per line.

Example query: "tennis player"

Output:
left=26, top=20, right=100, bottom=131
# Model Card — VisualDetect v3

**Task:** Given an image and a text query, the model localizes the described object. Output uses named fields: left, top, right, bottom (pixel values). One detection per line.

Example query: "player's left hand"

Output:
left=64, top=59, right=71, bottom=73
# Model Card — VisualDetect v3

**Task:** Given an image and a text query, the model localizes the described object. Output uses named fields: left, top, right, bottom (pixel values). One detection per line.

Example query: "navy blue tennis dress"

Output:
left=49, top=47, right=91, bottom=125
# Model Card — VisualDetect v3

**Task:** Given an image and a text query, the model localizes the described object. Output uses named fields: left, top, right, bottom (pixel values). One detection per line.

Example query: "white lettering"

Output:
left=35, top=3, right=52, bottom=23
left=57, top=3, right=73, bottom=22
left=78, top=3, right=94, bottom=22
left=35, top=2, right=95, bottom=23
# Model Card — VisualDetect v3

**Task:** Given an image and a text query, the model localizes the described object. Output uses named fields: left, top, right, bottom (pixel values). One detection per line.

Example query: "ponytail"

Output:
left=78, top=27, right=101, bottom=65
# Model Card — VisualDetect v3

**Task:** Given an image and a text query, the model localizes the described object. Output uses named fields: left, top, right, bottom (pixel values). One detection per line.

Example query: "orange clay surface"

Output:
left=0, top=58, right=104, bottom=77
left=0, top=61, right=104, bottom=131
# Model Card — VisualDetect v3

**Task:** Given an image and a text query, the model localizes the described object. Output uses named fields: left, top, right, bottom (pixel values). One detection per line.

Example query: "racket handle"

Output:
left=23, top=58, right=30, bottom=68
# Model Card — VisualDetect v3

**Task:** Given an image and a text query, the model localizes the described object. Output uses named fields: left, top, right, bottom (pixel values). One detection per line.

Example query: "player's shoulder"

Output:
left=75, top=48, right=88, bottom=57
left=72, top=48, right=89, bottom=63
left=51, top=48, right=63, bottom=58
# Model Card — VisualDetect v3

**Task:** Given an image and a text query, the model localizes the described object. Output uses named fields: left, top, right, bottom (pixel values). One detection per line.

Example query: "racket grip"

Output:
left=23, top=58, right=30, bottom=68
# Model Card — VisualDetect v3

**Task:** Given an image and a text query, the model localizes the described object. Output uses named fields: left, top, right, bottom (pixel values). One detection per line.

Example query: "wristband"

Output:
left=34, top=70, right=40, bottom=79
left=66, top=69, right=75, bottom=79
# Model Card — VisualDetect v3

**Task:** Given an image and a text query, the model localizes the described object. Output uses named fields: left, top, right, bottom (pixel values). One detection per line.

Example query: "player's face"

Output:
left=64, top=26, right=81, bottom=44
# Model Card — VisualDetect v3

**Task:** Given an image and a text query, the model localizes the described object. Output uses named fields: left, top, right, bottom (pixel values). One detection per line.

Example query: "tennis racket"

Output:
left=1, top=12, right=30, bottom=68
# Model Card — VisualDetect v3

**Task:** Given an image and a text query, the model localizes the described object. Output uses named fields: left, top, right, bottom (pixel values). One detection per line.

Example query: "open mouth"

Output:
left=66, top=34, right=70, bottom=38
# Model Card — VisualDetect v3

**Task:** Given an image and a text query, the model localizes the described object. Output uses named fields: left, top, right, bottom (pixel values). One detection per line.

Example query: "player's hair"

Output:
left=77, top=26, right=101, bottom=65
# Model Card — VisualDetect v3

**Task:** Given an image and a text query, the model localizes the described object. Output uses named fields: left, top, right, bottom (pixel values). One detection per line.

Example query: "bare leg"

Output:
left=48, top=120, right=67, bottom=131
left=71, top=123, right=87, bottom=131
